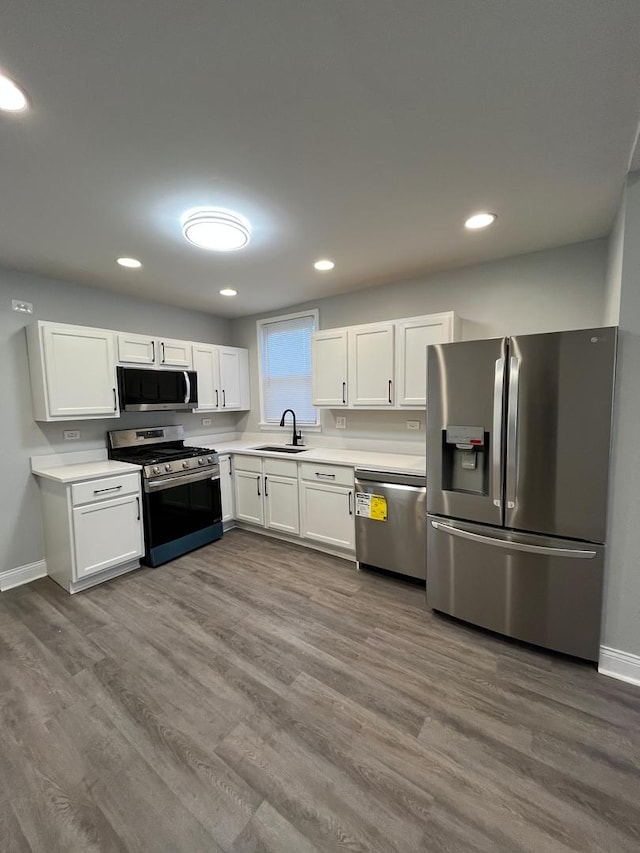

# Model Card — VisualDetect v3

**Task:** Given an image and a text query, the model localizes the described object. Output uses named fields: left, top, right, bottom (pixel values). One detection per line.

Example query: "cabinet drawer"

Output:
left=263, top=457, right=297, bottom=477
left=300, top=462, right=354, bottom=487
left=232, top=454, right=262, bottom=473
left=71, top=472, right=140, bottom=506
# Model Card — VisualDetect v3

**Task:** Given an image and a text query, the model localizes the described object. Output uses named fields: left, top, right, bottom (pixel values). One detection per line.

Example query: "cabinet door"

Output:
left=396, top=314, right=456, bottom=407
left=158, top=338, right=192, bottom=368
left=300, top=482, right=355, bottom=550
left=192, top=344, right=220, bottom=410
left=234, top=469, right=264, bottom=525
left=42, top=325, right=119, bottom=417
left=264, top=475, right=299, bottom=535
left=219, top=455, right=235, bottom=523
left=218, top=347, right=242, bottom=409
left=312, top=330, right=348, bottom=406
left=348, top=323, right=395, bottom=407
left=72, top=494, right=143, bottom=578
left=117, top=333, right=156, bottom=365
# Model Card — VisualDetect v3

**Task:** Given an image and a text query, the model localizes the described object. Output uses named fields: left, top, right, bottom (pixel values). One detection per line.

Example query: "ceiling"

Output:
left=2, top=1, right=640, bottom=318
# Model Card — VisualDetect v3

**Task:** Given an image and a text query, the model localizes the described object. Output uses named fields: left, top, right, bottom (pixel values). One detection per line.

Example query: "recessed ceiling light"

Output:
left=117, top=257, right=142, bottom=268
left=314, top=259, right=335, bottom=271
left=182, top=209, right=251, bottom=251
left=219, top=288, right=237, bottom=296
left=464, top=212, right=497, bottom=230
left=0, top=73, right=28, bottom=112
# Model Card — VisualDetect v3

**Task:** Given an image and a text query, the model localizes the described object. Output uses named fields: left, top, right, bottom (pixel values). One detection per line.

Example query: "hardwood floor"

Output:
left=1, top=529, right=639, bottom=852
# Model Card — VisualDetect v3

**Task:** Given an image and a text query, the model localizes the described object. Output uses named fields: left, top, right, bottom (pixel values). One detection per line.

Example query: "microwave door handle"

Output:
left=183, top=371, right=191, bottom=404
left=492, top=357, right=505, bottom=508
left=505, top=356, right=520, bottom=509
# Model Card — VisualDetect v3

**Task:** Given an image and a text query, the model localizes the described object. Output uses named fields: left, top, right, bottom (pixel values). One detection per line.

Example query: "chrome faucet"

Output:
left=279, top=408, right=303, bottom=446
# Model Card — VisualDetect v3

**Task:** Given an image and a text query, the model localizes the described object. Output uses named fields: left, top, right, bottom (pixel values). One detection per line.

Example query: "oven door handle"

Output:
left=144, top=470, right=220, bottom=493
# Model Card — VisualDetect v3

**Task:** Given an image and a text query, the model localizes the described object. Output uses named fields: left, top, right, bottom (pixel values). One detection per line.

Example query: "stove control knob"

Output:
left=164, top=463, right=172, bottom=472
left=198, top=457, right=205, bottom=466
left=207, top=456, right=214, bottom=464
left=152, top=466, right=160, bottom=475
left=182, top=461, right=189, bottom=470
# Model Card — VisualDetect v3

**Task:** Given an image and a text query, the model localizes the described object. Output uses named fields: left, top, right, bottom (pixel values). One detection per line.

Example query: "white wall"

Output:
left=0, top=267, right=236, bottom=578
left=231, top=238, right=607, bottom=443
left=603, top=192, right=625, bottom=326
left=601, top=171, right=640, bottom=661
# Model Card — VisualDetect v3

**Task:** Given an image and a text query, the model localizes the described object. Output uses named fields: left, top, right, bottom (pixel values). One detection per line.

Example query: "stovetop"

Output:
left=107, top=425, right=218, bottom=480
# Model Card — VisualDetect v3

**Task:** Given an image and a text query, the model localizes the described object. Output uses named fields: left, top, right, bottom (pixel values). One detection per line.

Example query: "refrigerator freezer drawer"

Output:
left=426, top=515, right=604, bottom=660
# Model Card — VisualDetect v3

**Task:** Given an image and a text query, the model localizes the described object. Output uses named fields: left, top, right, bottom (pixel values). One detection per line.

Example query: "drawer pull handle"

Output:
left=315, top=472, right=336, bottom=479
left=93, top=485, right=124, bottom=494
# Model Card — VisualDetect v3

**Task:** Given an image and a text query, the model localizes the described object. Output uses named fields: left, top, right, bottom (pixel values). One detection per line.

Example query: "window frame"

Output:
left=256, top=308, right=320, bottom=428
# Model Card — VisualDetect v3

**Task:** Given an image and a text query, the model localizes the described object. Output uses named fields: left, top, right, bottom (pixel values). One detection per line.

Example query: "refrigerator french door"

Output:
left=426, top=327, right=617, bottom=661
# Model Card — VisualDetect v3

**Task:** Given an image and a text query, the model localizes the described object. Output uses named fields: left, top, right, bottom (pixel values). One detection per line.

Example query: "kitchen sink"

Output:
left=251, top=445, right=310, bottom=453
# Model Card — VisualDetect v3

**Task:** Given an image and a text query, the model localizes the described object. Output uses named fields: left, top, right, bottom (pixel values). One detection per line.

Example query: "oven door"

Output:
left=142, top=468, right=222, bottom=566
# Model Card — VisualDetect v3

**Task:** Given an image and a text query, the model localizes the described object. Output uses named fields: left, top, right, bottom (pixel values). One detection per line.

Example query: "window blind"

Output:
left=259, top=313, right=318, bottom=424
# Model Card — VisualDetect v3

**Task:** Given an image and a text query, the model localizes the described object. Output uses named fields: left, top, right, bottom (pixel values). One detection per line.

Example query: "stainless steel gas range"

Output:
left=108, top=425, right=222, bottom=567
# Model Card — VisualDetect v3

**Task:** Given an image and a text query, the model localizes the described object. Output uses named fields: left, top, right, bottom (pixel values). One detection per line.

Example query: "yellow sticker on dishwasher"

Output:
left=355, top=492, right=387, bottom=521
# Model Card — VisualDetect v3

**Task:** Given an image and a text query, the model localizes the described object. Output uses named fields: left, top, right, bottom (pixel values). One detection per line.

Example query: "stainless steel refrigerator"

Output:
left=426, top=327, right=616, bottom=661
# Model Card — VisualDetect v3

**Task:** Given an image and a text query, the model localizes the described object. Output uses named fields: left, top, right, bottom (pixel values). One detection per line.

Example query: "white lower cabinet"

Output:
left=219, top=454, right=235, bottom=524
left=299, top=462, right=355, bottom=551
left=37, top=469, right=144, bottom=593
left=233, top=455, right=300, bottom=535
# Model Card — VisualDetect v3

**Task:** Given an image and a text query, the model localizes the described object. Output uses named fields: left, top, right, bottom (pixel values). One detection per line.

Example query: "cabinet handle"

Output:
left=264, top=475, right=269, bottom=497
left=342, top=381, right=346, bottom=404
left=151, top=340, right=155, bottom=362
left=229, top=458, right=232, bottom=476
left=161, top=342, right=166, bottom=363
left=215, top=389, right=219, bottom=408
left=348, top=490, right=353, bottom=516
left=315, top=472, right=336, bottom=479
left=222, top=389, right=226, bottom=408
left=136, top=496, right=140, bottom=520
left=93, top=485, right=123, bottom=494
left=112, top=388, right=117, bottom=411
left=257, top=475, right=261, bottom=496
left=388, top=379, right=392, bottom=404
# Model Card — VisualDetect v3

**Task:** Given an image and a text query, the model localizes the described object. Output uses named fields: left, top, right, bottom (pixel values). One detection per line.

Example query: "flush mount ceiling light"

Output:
left=464, top=212, right=497, bottom=230
left=117, top=257, right=142, bottom=268
left=182, top=209, right=251, bottom=251
left=219, top=288, right=237, bottom=296
left=0, top=73, right=28, bottom=112
left=314, top=259, right=335, bottom=271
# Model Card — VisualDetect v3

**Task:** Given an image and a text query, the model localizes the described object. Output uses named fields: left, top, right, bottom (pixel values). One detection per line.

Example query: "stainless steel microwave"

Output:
left=117, top=366, right=198, bottom=412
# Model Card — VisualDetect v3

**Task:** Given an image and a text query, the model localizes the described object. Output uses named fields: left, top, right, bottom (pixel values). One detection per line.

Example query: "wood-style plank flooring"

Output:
left=1, top=529, right=639, bottom=852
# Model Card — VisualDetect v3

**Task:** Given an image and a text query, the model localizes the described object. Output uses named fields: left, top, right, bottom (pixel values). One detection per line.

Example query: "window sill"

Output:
left=259, top=422, right=322, bottom=433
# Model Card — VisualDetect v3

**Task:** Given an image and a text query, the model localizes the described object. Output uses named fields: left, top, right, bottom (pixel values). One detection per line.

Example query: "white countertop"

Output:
left=31, top=459, right=142, bottom=484
left=198, top=440, right=426, bottom=477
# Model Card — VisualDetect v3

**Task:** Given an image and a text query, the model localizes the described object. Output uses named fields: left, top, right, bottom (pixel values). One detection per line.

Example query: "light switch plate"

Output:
left=63, top=430, right=80, bottom=440
left=335, top=416, right=346, bottom=429
left=406, top=420, right=420, bottom=431
left=201, top=417, right=212, bottom=426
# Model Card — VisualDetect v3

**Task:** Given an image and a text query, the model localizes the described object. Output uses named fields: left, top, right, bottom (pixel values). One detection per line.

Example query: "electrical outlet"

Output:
left=201, top=417, right=212, bottom=427
left=12, top=299, right=33, bottom=314
left=63, top=429, right=80, bottom=440
left=336, top=416, right=346, bottom=429
left=406, top=420, right=420, bottom=431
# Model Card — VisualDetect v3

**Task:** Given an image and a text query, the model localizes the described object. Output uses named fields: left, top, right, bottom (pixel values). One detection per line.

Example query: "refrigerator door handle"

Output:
left=492, top=357, right=505, bottom=508
left=430, top=521, right=596, bottom=559
left=505, top=355, right=520, bottom=509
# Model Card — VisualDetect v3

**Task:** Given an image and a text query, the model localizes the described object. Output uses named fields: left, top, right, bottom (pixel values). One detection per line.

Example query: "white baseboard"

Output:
left=599, top=646, right=640, bottom=687
left=0, top=559, right=48, bottom=592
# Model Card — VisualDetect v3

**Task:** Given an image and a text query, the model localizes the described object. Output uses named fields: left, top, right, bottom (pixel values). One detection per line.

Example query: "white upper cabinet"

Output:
left=348, top=322, right=395, bottom=407
left=312, top=312, right=459, bottom=410
left=395, top=312, right=460, bottom=407
left=117, top=334, right=192, bottom=368
left=312, top=329, right=348, bottom=407
left=27, top=322, right=119, bottom=421
left=191, top=343, right=250, bottom=412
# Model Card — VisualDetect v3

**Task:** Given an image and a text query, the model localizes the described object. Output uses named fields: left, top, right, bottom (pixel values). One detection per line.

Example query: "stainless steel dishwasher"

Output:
left=354, top=469, right=426, bottom=580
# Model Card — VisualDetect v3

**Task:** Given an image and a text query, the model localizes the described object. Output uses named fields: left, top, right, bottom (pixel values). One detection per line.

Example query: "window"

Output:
left=257, top=310, right=319, bottom=425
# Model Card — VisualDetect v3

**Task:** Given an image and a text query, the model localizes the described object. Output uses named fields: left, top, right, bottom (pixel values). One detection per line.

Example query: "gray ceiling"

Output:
left=1, top=0, right=640, bottom=318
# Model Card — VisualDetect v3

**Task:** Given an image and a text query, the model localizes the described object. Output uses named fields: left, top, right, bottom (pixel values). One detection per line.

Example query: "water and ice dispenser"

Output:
left=441, top=425, right=489, bottom=495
